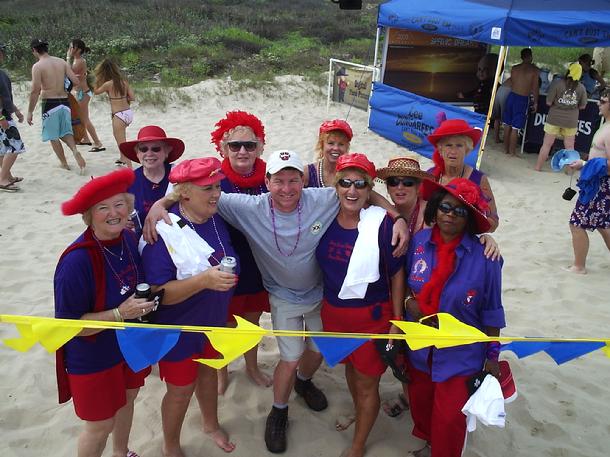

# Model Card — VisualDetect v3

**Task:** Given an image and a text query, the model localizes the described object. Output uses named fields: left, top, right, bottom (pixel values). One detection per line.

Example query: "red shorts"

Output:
left=321, top=299, right=391, bottom=377
left=227, top=290, right=270, bottom=323
left=158, top=342, right=219, bottom=387
left=68, top=362, right=151, bottom=421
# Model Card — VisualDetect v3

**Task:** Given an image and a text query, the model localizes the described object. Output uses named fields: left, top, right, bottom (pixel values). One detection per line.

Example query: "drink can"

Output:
left=135, top=283, right=151, bottom=299
left=130, top=209, right=142, bottom=233
left=219, top=256, right=236, bottom=274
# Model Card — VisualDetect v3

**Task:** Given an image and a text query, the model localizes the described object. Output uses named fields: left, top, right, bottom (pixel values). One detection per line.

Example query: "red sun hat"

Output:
left=319, top=119, right=353, bottom=141
left=119, top=125, right=185, bottom=164
left=169, top=157, right=225, bottom=186
left=336, top=153, right=376, bottom=179
left=61, top=168, right=135, bottom=215
left=210, top=111, right=266, bottom=153
left=421, top=177, right=491, bottom=234
left=427, top=119, right=482, bottom=148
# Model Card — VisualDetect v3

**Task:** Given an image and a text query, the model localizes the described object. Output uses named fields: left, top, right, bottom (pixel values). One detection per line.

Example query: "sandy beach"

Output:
left=0, top=76, right=609, bottom=457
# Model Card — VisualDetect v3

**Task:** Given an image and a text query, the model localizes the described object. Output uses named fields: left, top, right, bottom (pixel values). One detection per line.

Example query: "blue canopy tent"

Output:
left=370, top=0, right=610, bottom=167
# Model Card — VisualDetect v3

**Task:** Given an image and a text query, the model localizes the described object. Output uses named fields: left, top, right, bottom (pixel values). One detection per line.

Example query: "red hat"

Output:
left=169, top=157, right=225, bottom=186
left=427, top=119, right=482, bottom=147
left=119, top=126, right=185, bottom=164
left=61, top=168, right=135, bottom=215
left=336, top=153, right=376, bottom=179
left=319, top=119, right=353, bottom=141
left=210, top=111, right=266, bottom=153
left=421, top=177, right=491, bottom=234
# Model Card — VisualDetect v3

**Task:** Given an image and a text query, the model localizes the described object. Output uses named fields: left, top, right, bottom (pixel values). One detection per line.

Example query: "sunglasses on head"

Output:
left=386, top=177, right=417, bottom=187
left=337, top=178, right=368, bottom=189
left=438, top=201, right=469, bottom=218
left=227, top=141, right=258, bottom=152
left=138, top=145, right=163, bottom=153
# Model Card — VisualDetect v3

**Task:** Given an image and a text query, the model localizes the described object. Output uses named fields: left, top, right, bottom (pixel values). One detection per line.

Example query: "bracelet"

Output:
left=486, top=341, right=501, bottom=361
left=404, top=294, right=415, bottom=307
left=112, top=307, right=123, bottom=322
left=393, top=214, right=407, bottom=223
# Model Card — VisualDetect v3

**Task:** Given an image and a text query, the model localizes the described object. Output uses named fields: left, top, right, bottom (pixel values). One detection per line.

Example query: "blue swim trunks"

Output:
left=502, top=92, right=529, bottom=130
left=41, top=99, right=73, bottom=141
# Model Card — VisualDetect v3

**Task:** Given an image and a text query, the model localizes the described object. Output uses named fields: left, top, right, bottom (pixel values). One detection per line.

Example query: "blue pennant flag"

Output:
left=312, top=336, right=368, bottom=367
left=368, top=83, right=486, bottom=167
left=501, top=341, right=552, bottom=359
left=117, top=327, right=180, bottom=372
left=543, top=342, right=606, bottom=365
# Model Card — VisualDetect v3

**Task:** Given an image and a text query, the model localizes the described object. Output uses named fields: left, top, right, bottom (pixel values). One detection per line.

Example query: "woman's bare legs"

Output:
left=111, top=115, right=132, bottom=168
left=111, top=388, right=140, bottom=457
left=535, top=132, right=557, bottom=171
left=79, top=95, right=102, bottom=148
left=77, top=417, right=115, bottom=457
left=161, top=382, right=196, bottom=457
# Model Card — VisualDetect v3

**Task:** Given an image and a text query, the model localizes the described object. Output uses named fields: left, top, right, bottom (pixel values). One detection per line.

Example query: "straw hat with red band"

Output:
left=119, top=125, right=185, bottom=164
left=319, top=119, right=353, bottom=141
left=376, top=157, right=433, bottom=181
left=210, top=111, right=266, bottom=153
left=169, top=157, right=225, bottom=186
left=422, top=177, right=491, bottom=234
left=336, top=153, right=376, bottom=179
left=61, top=168, right=135, bottom=215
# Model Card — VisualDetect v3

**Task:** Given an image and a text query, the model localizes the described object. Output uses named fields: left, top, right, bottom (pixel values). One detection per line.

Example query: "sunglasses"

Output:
left=438, top=201, right=469, bottom=218
left=227, top=141, right=258, bottom=152
left=386, top=177, right=417, bottom=187
left=337, top=178, right=368, bottom=189
left=599, top=99, right=609, bottom=106
left=138, top=145, right=163, bottom=153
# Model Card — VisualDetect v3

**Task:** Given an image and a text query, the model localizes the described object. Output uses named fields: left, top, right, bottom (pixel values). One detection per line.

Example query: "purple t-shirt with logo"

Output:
left=220, top=177, right=267, bottom=295
left=405, top=228, right=505, bottom=382
left=142, top=203, right=238, bottom=361
left=54, top=230, right=142, bottom=374
left=128, top=163, right=171, bottom=234
left=316, top=214, right=403, bottom=307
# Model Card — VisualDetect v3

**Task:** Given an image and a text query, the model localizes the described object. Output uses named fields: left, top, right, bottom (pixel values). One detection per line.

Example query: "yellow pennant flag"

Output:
left=392, top=321, right=445, bottom=350
left=32, top=318, right=83, bottom=352
left=602, top=342, right=610, bottom=359
left=3, top=324, right=38, bottom=352
left=194, top=316, right=266, bottom=369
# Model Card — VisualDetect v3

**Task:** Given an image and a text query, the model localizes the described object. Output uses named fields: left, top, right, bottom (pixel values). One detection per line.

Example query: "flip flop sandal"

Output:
left=77, top=141, right=92, bottom=146
left=10, top=176, right=23, bottom=183
left=89, top=147, right=106, bottom=152
left=0, top=183, right=19, bottom=192
left=126, top=451, right=140, bottom=457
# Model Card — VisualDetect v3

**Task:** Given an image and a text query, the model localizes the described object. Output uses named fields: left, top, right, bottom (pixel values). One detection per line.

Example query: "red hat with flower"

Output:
left=169, top=157, right=225, bottom=186
left=421, top=177, right=491, bottom=233
left=336, top=152, right=376, bottom=179
left=61, top=168, right=135, bottom=215
left=319, top=119, right=353, bottom=141
left=119, top=125, right=185, bottom=164
left=427, top=117, right=482, bottom=177
left=210, top=111, right=266, bottom=153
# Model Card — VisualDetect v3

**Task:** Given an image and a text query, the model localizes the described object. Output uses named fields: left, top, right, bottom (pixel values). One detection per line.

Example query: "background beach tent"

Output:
left=370, top=0, right=610, bottom=167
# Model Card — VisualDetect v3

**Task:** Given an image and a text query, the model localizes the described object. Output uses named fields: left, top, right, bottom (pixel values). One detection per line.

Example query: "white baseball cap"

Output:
left=266, top=150, right=304, bottom=175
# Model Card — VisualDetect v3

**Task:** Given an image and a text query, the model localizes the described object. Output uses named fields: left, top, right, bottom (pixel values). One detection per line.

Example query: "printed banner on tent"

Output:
left=368, top=82, right=486, bottom=166
left=330, top=60, right=375, bottom=111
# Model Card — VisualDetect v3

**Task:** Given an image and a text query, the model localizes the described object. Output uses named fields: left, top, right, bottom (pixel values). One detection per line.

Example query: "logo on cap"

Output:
left=279, top=151, right=290, bottom=161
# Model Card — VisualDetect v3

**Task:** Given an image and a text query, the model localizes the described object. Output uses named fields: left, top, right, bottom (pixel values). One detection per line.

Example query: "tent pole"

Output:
left=476, top=45, right=508, bottom=169
left=373, top=27, right=381, bottom=70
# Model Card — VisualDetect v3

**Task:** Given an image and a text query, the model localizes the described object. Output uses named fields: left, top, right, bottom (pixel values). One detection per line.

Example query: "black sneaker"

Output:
left=294, top=378, right=328, bottom=411
left=265, top=406, right=288, bottom=453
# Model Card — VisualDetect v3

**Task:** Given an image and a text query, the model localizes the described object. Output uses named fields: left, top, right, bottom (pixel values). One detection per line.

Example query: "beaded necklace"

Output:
left=317, top=159, right=326, bottom=187
left=93, top=233, right=138, bottom=295
left=269, top=196, right=302, bottom=257
left=179, top=203, right=226, bottom=265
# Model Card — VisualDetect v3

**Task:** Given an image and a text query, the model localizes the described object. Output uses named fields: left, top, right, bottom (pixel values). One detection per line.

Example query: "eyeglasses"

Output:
left=138, top=145, right=163, bottom=153
left=386, top=177, right=417, bottom=187
left=337, top=178, right=368, bottom=189
left=438, top=201, right=469, bottom=218
left=227, top=141, right=258, bottom=152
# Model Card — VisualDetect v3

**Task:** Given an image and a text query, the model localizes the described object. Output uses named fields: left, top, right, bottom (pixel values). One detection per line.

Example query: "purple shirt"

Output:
left=128, top=163, right=171, bottom=235
left=54, top=230, right=142, bottom=374
left=141, top=203, right=238, bottom=361
left=306, top=163, right=322, bottom=188
left=220, top=177, right=267, bottom=295
left=316, top=214, right=403, bottom=307
left=427, top=166, right=484, bottom=186
left=406, top=228, right=505, bottom=382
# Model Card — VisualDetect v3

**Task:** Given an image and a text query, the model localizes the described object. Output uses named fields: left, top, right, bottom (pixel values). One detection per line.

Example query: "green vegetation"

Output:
left=492, top=46, right=593, bottom=76
left=0, top=0, right=382, bottom=85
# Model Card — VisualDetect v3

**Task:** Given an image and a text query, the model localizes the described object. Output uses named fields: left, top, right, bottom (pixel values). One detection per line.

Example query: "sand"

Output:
left=0, top=76, right=609, bottom=457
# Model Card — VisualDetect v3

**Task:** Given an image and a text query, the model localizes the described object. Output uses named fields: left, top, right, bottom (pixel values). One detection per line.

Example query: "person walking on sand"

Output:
left=503, top=48, right=540, bottom=156
left=27, top=38, right=86, bottom=172
left=564, top=88, right=610, bottom=274
left=0, top=42, right=26, bottom=192
left=67, top=39, right=104, bottom=152
left=94, top=58, right=135, bottom=168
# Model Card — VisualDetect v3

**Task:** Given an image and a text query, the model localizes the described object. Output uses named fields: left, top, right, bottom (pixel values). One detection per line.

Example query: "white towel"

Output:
left=338, top=205, right=386, bottom=300
left=461, top=374, right=506, bottom=432
left=140, top=213, right=216, bottom=280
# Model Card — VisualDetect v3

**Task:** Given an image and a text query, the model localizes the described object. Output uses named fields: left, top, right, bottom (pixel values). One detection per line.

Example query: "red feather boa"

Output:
left=220, top=157, right=266, bottom=189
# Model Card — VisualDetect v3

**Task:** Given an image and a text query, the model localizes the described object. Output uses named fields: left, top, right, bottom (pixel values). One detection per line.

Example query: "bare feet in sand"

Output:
left=335, top=413, right=356, bottom=431
left=247, top=367, right=272, bottom=387
left=563, top=265, right=587, bottom=274
left=218, top=367, right=229, bottom=395
left=72, top=150, right=86, bottom=173
left=59, top=162, right=71, bottom=171
left=340, top=445, right=365, bottom=457
left=408, top=444, right=431, bottom=457
left=205, top=427, right=236, bottom=453
left=162, top=445, right=185, bottom=457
